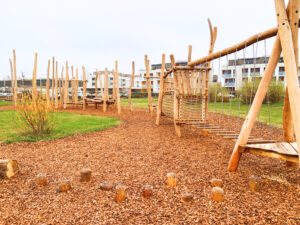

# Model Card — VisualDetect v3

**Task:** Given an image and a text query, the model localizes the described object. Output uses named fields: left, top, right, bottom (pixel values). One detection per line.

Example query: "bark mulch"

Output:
left=0, top=106, right=299, bottom=224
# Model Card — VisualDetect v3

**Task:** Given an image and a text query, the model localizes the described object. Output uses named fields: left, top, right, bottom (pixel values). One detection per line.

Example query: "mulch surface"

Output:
left=0, top=106, right=299, bottom=224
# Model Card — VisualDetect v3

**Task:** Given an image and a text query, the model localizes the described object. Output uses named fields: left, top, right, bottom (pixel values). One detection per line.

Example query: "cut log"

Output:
left=0, top=159, right=19, bottom=179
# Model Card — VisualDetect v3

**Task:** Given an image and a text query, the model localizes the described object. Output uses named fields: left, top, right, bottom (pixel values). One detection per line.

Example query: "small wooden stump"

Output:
left=142, top=185, right=153, bottom=198
left=249, top=175, right=260, bottom=192
left=100, top=181, right=114, bottom=191
left=211, top=187, right=224, bottom=202
left=210, top=178, right=223, bottom=188
left=115, top=185, right=126, bottom=203
left=166, top=172, right=176, bottom=187
left=58, top=180, right=71, bottom=193
left=0, top=159, right=19, bottom=179
left=80, top=168, right=91, bottom=182
left=37, top=172, right=47, bottom=186
left=182, top=192, right=193, bottom=202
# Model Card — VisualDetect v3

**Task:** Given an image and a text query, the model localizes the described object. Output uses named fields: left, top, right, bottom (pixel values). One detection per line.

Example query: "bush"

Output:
left=238, top=80, right=260, bottom=104
left=17, top=93, right=55, bottom=136
left=209, top=82, right=230, bottom=102
left=267, top=80, right=285, bottom=103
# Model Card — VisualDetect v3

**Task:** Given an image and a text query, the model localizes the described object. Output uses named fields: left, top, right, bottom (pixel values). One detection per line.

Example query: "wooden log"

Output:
left=64, top=61, right=69, bottom=109
left=80, top=168, right=91, bottom=182
left=55, top=61, right=59, bottom=109
left=75, top=68, right=79, bottom=103
left=145, top=55, right=154, bottom=116
left=182, top=192, right=193, bottom=202
left=283, top=0, right=299, bottom=143
left=32, top=53, right=38, bottom=105
left=95, top=71, right=98, bottom=99
left=211, top=187, right=224, bottom=202
left=0, top=159, right=19, bottom=179
left=59, top=67, right=64, bottom=107
left=71, top=66, right=75, bottom=103
left=249, top=175, right=260, bottom=192
left=82, top=66, right=87, bottom=110
left=13, top=50, right=17, bottom=107
left=115, top=185, right=126, bottom=203
left=103, top=68, right=109, bottom=112
left=9, top=58, right=15, bottom=106
left=275, top=0, right=300, bottom=166
left=58, top=180, right=71, bottom=193
left=156, top=54, right=166, bottom=125
left=128, top=61, right=135, bottom=111
left=166, top=172, right=176, bottom=187
left=210, top=178, right=223, bottom=188
left=46, top=59, right=50, bottom=107
left=37, top=172, right=47, bottom=186
left=115, top=60, right=121, bottom=115
left=142, top=184, right=153, bottom=198
left=52, top=56, right=55, bottom=106
left=170, top=55, right=181, bottom=136
left=100, top=181, right=114, bottom=191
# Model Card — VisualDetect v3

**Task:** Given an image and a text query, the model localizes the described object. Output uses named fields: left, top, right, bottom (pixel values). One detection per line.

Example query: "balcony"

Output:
left=279, top=71, right=285, bottom=76
left=222, top=73, right=232, bottom=78
left=250, top=72, right=261, bottom=76
left=242, top=73, right=248, bottom=77
left=224, top=82, right=235, bottom=87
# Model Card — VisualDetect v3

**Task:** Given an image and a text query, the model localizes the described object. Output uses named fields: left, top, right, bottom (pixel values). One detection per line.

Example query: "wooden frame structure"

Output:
left=188, top=0, right=300, bottom=169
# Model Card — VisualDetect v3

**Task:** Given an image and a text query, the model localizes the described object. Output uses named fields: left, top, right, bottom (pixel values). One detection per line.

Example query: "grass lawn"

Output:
left=0, top=101, right=13, bottom=106
left=0, top=110, right=120, bottom=143
left=121, top=97, right=158, bottom=108
left=208, top=100, right=284, bottom=127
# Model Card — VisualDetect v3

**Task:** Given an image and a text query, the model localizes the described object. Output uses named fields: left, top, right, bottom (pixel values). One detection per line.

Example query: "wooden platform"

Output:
left=240, top=142, right=299, bottom=163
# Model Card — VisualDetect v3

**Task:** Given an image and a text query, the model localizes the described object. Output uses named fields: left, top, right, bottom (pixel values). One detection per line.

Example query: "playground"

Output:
left=0, top=106, right=299, bottom=224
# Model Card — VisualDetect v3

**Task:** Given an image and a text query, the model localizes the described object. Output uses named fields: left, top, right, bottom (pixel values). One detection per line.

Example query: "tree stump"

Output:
left=211, top=187, right=224, bottom=202
left=58, top=180, right=71, bottom=193
left=80, top=168, right=92, bottom=182
left=210, top=178, right=223, bottom=188
left=115, top=185, right=126, bottom=203
left=142, top=185, right=153, bottom=198
left=166, top=172, right=176, bottom=187
left=182, top=192, right=193, bottom=202
left=0, top=159, right=19, bottom=179
left=37, top=172, right=47, bottom=186
left=100, top=181, right=114, bottom=191
left=249, top=175, right=260, bottom=192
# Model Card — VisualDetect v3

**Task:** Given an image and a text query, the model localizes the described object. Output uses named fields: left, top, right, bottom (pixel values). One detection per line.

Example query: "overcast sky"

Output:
left=0, top=0, right=283, bottom=79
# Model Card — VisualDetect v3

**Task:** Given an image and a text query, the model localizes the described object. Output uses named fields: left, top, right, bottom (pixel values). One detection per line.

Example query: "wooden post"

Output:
left=98, top=70, right=103, bottom=99
left=71, top=66, right=75, bottom=103
left=95, top=71, right=98, bottom=99
left=64, top=61, right=69, bottom=109
left=82, top=66, right=87, bottom=110
left=283, top=0, right=299, bottom=142
left=9, top=59, right=14, bottom=106
left=32, top=53, right=38, bottom=105
left=75, top=68, right=79, bottom=104
left=52, top=56, right=55, bottom=106
left=116, top=61, right=121, bottom=115
left=275, top=0, right=300, bottom=166
left=103, top=68, right=109, bottom=112
left=60, top=67, right=64, bottom=107
left=145, top=55, right=154, bottom=116
left=113, top=69, right=117, bottom=102
left=55, top=61, right=58, bottom=109
left=170, top=55, right=181, bottom=137
left=155, top=54, right=166, bottom=125
left=128, top=61, right=135, bottom=111
left=13, top=50, right=17, bottom=107
left=46, top=59, right=50, bottom=107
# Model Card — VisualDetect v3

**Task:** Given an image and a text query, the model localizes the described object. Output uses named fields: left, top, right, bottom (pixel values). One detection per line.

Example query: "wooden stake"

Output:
left=13, top=50, right=17, bottom=107
left=64, top=61, right=69, bottom=109
left=128, top=61, right=135, bottom=111
left=115, top=60, right=121, bottom=115
left=95, top=71, right=98, bottom=99
left=46, top=59, right=50, bottom=107
left=60, top=67, right=64, bottom=107
left=32, top=53, right=38, bottom=104
left=103, top=68, right=109, bottom=112
left=9, top=59, right=14, bottom=106
left=156, top=54, right=166, bottom=125
left=75, top=68, right=79, bottom=103
left=82, top=66, right=87, bottom=110
left=55, top=61, right=58, bottom=109
left=52, top=56, right=55, bottom=106
left=71, top=66, right=75, bottom=103
left=145, top=55, right=154, bottom=116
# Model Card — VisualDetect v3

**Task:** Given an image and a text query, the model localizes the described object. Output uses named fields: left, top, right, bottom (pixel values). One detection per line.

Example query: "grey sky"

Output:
left=0, top=0, right=281, bottom=79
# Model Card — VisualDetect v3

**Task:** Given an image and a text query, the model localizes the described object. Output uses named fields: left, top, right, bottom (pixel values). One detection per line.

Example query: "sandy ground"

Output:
left=0, top=106, right=299, bottom=224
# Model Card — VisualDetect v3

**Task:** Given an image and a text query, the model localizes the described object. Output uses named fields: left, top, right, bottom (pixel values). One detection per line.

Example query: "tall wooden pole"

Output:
left=155, top=54, right=166, bottom=125
left=59, top=66, right=64, bottom=107
left=128, top=61, right=135, bottom=111
left=97, top=70, right=103, bottom=99
left=145, top=55, right=154, bottom=116
left=9, top=59, right=14, bottom=106
left=13, top=50, right=17, bottom=107
left=95, top=71, right=98, bottom=98
left=55, top=61, right=59, bottom=109
left=52, top=56, right=55, bottom=106
left=71, top=66, right=75, bottom=103
left=75, top=68, right=79, bottom=103
left=32, top=53, right=38, bottom=104
left=275, top=0, right=300, bottom=166
left=64, top=61, right=69, bottom=109
left=115, top=60, right=121, bottom=115
left=46, top=59, right=50, bottom=107
left=82, top=66, right=87, bottom=110
left=103, top=68, right=109, bottom=112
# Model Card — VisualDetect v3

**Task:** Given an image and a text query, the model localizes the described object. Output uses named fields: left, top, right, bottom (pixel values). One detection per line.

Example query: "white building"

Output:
left=220, top=57, right=300, bottom=92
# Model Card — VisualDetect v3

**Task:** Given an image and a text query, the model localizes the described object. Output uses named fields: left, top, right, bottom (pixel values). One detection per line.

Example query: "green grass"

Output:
left=0, top=110, right=120, bottom=143
left=0, top=101, right=13, bottom=106
left=208, top=100, right=284, bottom=127
left=121, top=97, right=158, bottom=108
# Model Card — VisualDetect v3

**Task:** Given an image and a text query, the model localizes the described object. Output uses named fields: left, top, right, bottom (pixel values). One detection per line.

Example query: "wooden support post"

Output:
left=145, top=55, right=154, bottom=116
left=75, top=68, right=79, bottom=104
left=13, top=50, right=17, bottom=107
left=283, top=0, right=299, bottom=143
left=52, top=56, right=55, bottom=106
left=113, top=69, right=117, bottom=103
left=82, top=66, right=87, bottom=110
left=55, top=61, right=58, bottom=109
left=64, top=61, right=69, bottom=109
left=115, top=60, right=121, bottom=115
left=156, top=54, right=166, bottom=125
left=32, top=53, right=38, bottom=105
left=95, top=71, right=98, bottom=99
left=71, top=66, right=75, bottom=103
left=170, top=54, right=181, bottom=137
left=103, top=68, right=109, bottom=112
left=128, top=61, right=135, bottom=111
left=60, top=67, right=64, bottom=107
left=97, top=70, right=103, bottom=99
left=46, top=59, right=50, bottom=107
left=275, top=0, right=300, bottom=166
left=9, top=59, right=14, bottom=106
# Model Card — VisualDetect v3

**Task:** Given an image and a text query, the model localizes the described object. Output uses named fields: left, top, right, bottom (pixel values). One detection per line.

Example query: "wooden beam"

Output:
left=128, top=61, right=135, bottom=111
left=32, top=53, right=37, bottom=105
left=64, top=61, right=69, bottom=109
left=275, top=0, right=300, bottom=166
left=46, top=59, right=50, bottom=107
left=156, top=54, right=166, bottom=125
left=115, top=60, right=121, bottom=115
left=103, top=68, right=109, bottom=112
left=145, top=55, right=154, bottom=116
left=52, top=56, right=55, bottom=106
left=75, top=68, right=79, bottom=104
left=55, top=61, right=59, bottom=109
left=13, top=50, right=17, bottom=107
left=82, top=66, right=87, bottom=110
left=9, top=59, right=14, bottom=106
left=59, top=67, right=64, bottom=107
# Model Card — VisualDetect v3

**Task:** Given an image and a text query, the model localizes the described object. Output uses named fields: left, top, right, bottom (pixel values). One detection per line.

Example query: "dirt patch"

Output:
left=0, top=106, right=299, bottom=224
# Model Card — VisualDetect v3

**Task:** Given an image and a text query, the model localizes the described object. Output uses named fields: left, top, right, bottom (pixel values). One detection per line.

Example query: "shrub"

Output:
left=209, top=82, right=230, bottom=102
left=238, top=80, right=260, bottom=104
left=267, top=80, right=285, bottom=103
left=17, top=93, right=55, bottom=136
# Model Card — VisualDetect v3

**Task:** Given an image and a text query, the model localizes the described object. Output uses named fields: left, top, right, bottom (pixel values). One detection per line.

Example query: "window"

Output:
left=92, top=78, right=95, bottom=81
left=110, top=77, right=113, bottom=81
left=92, top=82, right=95, bottom=86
